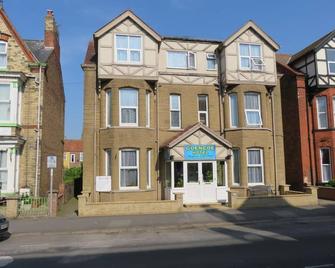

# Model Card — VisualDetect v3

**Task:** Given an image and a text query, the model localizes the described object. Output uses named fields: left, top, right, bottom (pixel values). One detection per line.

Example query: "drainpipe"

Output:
left=155, top=82, right=160, bottom=200
left=34, top=64, right=43, bottom=197
left=270, top=88, right=278, bottom=195
left=306, top=93, right=315, bottom=186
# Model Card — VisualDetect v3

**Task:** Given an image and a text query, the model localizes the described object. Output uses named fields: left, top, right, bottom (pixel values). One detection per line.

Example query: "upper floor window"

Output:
left=119, top=88, right=138, bottom=126
left=115, top=35, right=142, bottom=64
left=229, top=93, right=238, bottom=128
left=146, top=92, right=150, bottom=128
left=0, top=150, right=8, bottom=191
left=206, top=53, right=216, bottom=70
left=0, top=42, right=7, bottom=68
left=320, top=148, right=332, bottom=183
left=167, top=51, right=196, bottom=69
left=170, top=94, right=181, bottom=129
left=239, top=44, right=264, bottom=71
left=70, top=154, right=76, bottom=163
left=198, top=95, right=208, bottom=126
left=326, top=49, right=335, bottom=75
left=106, top=90, right=112, bottom=127
left=0, top=83, right=10, bottom=122
left=120, top=149, right=139, bottom=189
left=244, top=93, right=262, bottom=127
left=316, top=96, right=328, bottom=129
left=79, top=152, right=84, bottom=162
left=247, top=148, right=264, bottom=185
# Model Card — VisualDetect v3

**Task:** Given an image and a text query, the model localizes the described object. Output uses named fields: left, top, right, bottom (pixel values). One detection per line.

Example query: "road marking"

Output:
left=0, top=256, right=14, bottom=267
left=305, top=264, right=334, bottom=268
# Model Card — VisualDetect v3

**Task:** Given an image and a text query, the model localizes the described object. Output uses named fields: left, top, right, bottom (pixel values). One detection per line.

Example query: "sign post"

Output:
left=47, top=156, right=57, bottom=216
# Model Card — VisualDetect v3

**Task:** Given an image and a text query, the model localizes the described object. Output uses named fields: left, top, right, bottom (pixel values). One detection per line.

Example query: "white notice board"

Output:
left=95, top=176, right=112, bottom=192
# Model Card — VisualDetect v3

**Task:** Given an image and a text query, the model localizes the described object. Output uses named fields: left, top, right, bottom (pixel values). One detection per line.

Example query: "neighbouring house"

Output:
left=82, top=10, right=286, bottom=205
left=279, top=30, right=335, bottom=189
left=0, top=7, right=65, bottom=197
left=64, top=139, right=83, bottom=169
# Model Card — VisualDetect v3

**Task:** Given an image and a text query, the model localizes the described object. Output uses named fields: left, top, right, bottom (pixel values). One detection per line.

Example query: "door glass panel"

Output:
left=202, top=163, right=213, bottom=183
left=187, top=163, right=198, bottom=183
left=217, top=161, right=225, bottom=186
left=174, top=161, right=184, bottom=187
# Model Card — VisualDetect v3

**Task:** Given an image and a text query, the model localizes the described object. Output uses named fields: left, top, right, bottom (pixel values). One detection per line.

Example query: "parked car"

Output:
left=0, top=214, right=9, bottom=236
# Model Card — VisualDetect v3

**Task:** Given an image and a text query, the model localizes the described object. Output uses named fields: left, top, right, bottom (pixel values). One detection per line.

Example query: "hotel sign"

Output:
left=184, top=144, right=216, bottom=160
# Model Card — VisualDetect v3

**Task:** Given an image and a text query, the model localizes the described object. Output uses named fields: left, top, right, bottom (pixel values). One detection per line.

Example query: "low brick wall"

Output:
left=78, top=192, right=184, bottom=217
left=318, top=186, right=335, bottom=200
left=228, top=187, right=318, bottom=209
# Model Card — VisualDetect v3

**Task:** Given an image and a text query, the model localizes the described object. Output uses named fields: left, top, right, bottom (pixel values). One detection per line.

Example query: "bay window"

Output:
left=0, top=150, right=8, bottom=191
left=0, top=41, right=7, bottom=68
left=320, top=148, right=332, bottom=183
left=105, top=149, right=112, bottom=176
left=326, top=48, right=335, bottom=75
left=115, top=34, right=142, bottom=64
left=198, top=95, right=208, bottom=126
left=120, top=149, right=139, bottom=189
left=244, top=92, right=262, bottom=127
left=232, top=148, right=240, bottom=185
left=247, top=149, right=264, bottom=185
left=229, top=93, right=238, bottom=128
left=167, top=51, right=196, bottom=69
left=106, top=90, right=112, bottom=127
left=170, top=94, right=181, bottom=128
left=239, top=44, right=264, bottom=71
left=119, top=88, right=138, bottom=126
left=0, top=83, right=10, bottom=121
left=317, top=96, right=328, bottom=129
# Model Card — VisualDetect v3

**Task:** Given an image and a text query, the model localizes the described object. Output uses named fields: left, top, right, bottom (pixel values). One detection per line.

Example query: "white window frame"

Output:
left=229, top=93, right=238, bottom=128
left=326, top=48, right=335, bottom=75
left=0, top=82, right=11, bottom=123
left=119, top=88, right=138, bottom=127
left=316, top=96, right=328, bottom=129
left=105, top=149, right=111, bottom=176
left=79, top=152, right=84, bottom=162
left=247, top=148, right=264, bottom=186
left=0, top=149, right=8, bottom=192
left=232, top=148, right=240, bottom=185
left=106, top=90, right=112, bottom=127
left=146, top=92, right=150, bottom=128
left=244, top=92, right=262, bottom=127
left=320, top=148, right=332, bottom=183
left=119, top=149, right=139, bottom=190
left=70, top=154, right=76, bottom=163
left=206, top=53, right=217, bottom=70
left=147, top=149, right=152, bottom=189
left=63, top=153, right=67, bottom=160
left=114, top=34, right=143, bottom=65
left=239, top=43, right=264, bottom=71
left=198, top=95, right=208, bottom=126
left=170, top=94, right=181, bottom=129
left=0, top=41, right=8, bottom=68
left=167, top=51, right=196, bottom=69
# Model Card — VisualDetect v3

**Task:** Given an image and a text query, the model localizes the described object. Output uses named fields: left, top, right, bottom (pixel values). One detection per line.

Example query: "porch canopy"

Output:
left=163, top=123, right=232, bottom=161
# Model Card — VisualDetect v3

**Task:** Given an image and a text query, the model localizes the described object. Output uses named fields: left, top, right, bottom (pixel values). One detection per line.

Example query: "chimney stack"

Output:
left=44, top=10, right=60, bottom=57
left=0, top=0, right=4, bottom=10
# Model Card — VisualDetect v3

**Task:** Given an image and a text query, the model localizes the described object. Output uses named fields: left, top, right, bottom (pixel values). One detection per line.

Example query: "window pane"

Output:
left=198, top=95, right=207, bottom=111
left=120, top=89, right=138, bottom=106
left=317, top=96, right=327, bottom=113
left=121, top=169, right=138, bottom=187
left=174, top=161, right=183, bottom=188
left=230, top=94, right=238, bottom=127
left=0, top=151, right=7, bottom=168
left=245, top=94, right=259, bottom=109
left=130, top=50, right=140, bottom=62
left=199, top=113, right=207, bottom=125
left=207, top=59, right=216, bottom=70
left=129, top=36, right=141, bottom=49
left=329, top=63, right=335, bottom=74
left=0, top=103, right=10, bottom=121
left=248, top=150, right=261, bottom=165
left=121, top=108, right=136, bottom=123
left=326, top=49, right=335, bottom=61
left=188, top=52, right=195, bottom=68
left=250, top=45, right=261, bottom=57
left=202, top=163, right=213, bottom=183
left=241, top=57, right=250, bottom=68
left=187, top=163, right=198, bottom=183
left=0, top=55, right=6, bottom=67
left=321, top=149, right=330, bottom=165
left=322, top=165, right=331, bottom=182
left=117, top=50, right=127, bottom=61
left=233, top=149, right=240, bottom=184
left=240, top=44, right=249, bottom=56
left=0, top=171, right=7, bottom=191
left=217, top=161, right=225, bottom=186
left=106, top=91, right=112, bottom=126
left=246, top=111, right=261, bottom=125
left=171, top=111, right=180, bottom=127
left=121, top=150, right=137, bottom=167
left=105, top=150, right=111, bottom=176
left=170, top=95, right=180, bottom=110
left=248, top=167, right=262, bottom=183
left=0, top=84, right=10, bottom=100
left=0, top=43, right=6, bottom=53
left=167, top=51, right=187, bottom=68
left=319, top=113, right=328, bottom=129
left=116, top=35, right=128, bottom=49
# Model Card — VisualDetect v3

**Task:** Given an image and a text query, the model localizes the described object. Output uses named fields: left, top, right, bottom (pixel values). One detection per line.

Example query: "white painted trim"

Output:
left=166, top=50, right=197, bottom=70
left=147, top=149, right=152, bottom=189
left=316, top=96, right=328, bottom=129
left=104, top=149, right=111, bottom=176
left=247, top=148, right=264, bottom=185
left=146, top=92, right=150, bottom=128
left=198, top=95, right=208, bottom=126
left=114, top=34, right=143, bottom=65
left=119, top=88, right=139, bottom=127
left=0, top=41, right=8, bottom=68
left=106, top=90, right=112, bottom=127
left=320, top=147, right=332, bottom=183
left=0, top=80, right=19, bottom=124
left=238, top=43, right=264, bottom=72
left=232, top=148, right=241, bottom=186
left=244, top=92, right=263, bottom=127
left=170, top=94, right=181, bottom=129
left=119, top=149, right=140, bottom=190
left=229, top=93, right=238, bottom=128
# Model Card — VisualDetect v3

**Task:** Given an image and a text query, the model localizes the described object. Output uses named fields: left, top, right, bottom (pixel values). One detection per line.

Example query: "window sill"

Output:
left=168, top=128, right=183, bottom=132
left=113, top=188, right=155, bottom=193
left=224, top=127, right=271, bottom=132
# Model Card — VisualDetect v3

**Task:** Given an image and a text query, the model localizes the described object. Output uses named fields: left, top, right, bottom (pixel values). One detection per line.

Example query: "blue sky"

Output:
left=3, top=0, right=335, bottom=139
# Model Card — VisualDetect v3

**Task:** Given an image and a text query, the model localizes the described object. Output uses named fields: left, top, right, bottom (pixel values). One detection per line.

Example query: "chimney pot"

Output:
left=47, top=9, right=53, bottom=16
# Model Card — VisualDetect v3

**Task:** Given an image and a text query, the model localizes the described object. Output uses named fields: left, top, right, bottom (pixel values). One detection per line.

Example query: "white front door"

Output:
left=184, top=161, right=217, bottom=204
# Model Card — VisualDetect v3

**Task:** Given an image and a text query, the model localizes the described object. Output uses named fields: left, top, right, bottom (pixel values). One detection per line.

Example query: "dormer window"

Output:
left=0, top=41, right=7, bottom=68
left=326, top=49, right=335, bottom=75
left=239, top=44, right=264, bottom=71
left=167, top=51, right=196, bottom=69
left=115, top=35, right=142, bottom=64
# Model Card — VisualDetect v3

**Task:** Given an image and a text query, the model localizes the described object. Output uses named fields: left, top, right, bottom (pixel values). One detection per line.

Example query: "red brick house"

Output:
left=279, top=30, right=335, bottom=188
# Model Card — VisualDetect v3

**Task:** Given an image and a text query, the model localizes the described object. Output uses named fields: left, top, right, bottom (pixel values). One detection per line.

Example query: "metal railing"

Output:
left=18, top=196, right=49, bottom=217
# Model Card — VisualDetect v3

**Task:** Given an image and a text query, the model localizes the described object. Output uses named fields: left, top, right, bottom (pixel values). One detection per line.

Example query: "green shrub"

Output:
left=325, top=180, right=335, bottom=187
left=64, top=167, right=82, bottom=184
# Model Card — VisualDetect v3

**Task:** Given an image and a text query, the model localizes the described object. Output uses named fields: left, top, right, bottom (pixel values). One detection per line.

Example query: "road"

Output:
left=0, top=214, right=335, bottom=267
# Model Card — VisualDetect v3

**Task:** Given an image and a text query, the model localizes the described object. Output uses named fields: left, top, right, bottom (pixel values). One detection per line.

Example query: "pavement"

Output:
left=8, top=199, right=335, bottom=235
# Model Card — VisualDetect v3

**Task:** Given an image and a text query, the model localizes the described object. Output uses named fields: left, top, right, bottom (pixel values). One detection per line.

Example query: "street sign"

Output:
left=96, top=176, right=112, bottom=192
left=47, top=156, right=57, bottom=169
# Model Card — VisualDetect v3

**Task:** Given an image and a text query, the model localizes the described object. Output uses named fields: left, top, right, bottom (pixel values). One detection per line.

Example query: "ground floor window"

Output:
left=320, top=148, right=332, bottom=182
left=105, top=149, right=112, bottom=176
left=202, top=162, right=213, bottom=183
left=147, top=149, right=152, bottom=189
left=217, top=161, right=226, bottom=186
left=247, top=148, right=264, bottom=184
left=0, top=150, right=8, bottom=191
left=174, top=161, right=183, bottom=187
left=120, top=149, right=139, bottom=189
left=232, top=148, right=240, bottom=185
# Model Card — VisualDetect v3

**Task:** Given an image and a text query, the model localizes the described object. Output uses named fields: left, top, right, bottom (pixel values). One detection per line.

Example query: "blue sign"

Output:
left=184, top=144, right=216, bottom=160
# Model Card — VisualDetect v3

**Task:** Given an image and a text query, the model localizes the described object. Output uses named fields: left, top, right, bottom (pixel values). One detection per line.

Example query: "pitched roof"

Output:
left=163, top=123, right=232, bottom=149
left=220, top=20, right=279, bottom=51
left=64, top=140, right=83, bottom=152
left=290, top=30, right=335, bottom=64
left=94, top=10, right=161, bottom=42
left=83, top=40, right=96, bottom=65
left=276, top=53, right=304, bottom=76
left=24, top=40, right=53, bottom=63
